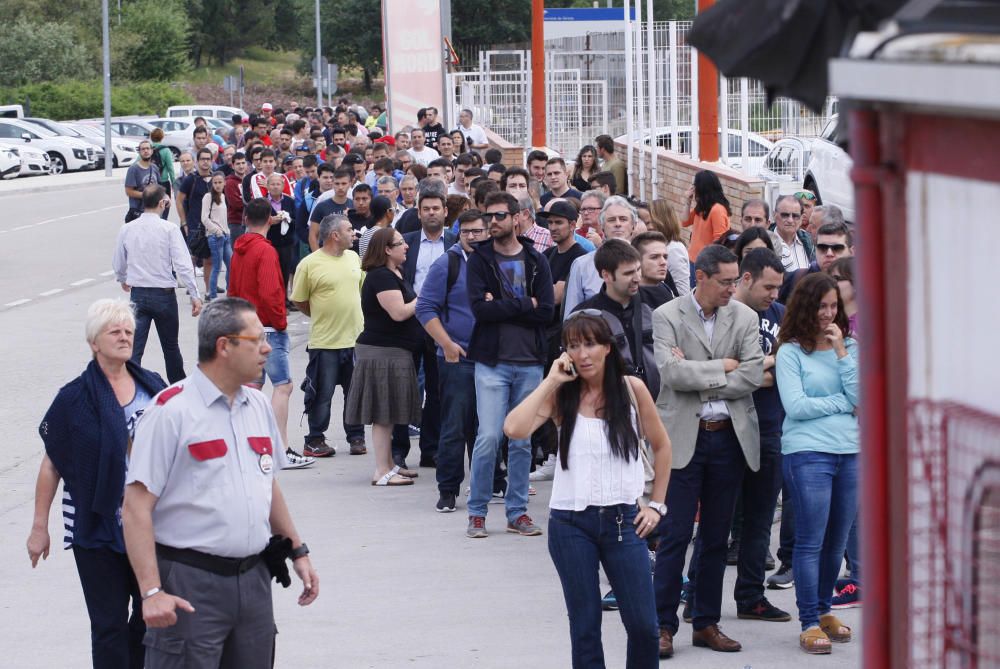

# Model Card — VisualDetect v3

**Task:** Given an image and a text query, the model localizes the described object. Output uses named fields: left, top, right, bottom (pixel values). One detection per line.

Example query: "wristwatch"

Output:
left=290, top=542, right=310, bottom=561
left=648, top=501, right=668, bottom=517
left=142, top=586, right=162, bottom=600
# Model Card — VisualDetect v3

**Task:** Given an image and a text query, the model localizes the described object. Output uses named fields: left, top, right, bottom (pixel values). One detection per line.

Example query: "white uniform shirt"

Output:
left=127, top=367, right=288, bottom=558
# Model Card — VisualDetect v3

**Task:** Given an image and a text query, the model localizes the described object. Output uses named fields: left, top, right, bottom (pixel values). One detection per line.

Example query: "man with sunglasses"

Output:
left=771, top=195, right=816, bottom=273
left=795, top=190, right=817, bottom=233
left=465, top=191, right=555, bottom=538
left=776, top=221, right=855, bottom=304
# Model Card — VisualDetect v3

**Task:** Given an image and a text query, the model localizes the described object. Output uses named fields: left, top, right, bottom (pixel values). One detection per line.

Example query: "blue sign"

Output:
left=543, top=8, right=636, bottom=22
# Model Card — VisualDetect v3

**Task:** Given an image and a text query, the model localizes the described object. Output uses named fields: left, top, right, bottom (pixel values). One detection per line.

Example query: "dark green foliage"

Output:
left=0, top=80, right=193, bottom=120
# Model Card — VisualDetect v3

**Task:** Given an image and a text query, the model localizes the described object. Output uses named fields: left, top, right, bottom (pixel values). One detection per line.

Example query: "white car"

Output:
left=82, top=118, right=191, bottom=159
left=166, top=104, right=246, bottom=121
left=615, top=126, right=775, bottom=175
left=0, top=140, right=50, bottom=177
left=757, top=136, right=815, bottom=205
left=0, top=118, right=96, bottom=174
left=802, top=115, right=855, bottom=222
left=65, top=123, right=140, bottom=168
left=149, top=117, right=231, bottom=148
left=0, top=145, right=19, bottom=179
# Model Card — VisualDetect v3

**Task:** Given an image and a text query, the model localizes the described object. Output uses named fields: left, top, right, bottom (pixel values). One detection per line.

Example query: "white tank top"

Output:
left=549, top=412, right=645, bottom=511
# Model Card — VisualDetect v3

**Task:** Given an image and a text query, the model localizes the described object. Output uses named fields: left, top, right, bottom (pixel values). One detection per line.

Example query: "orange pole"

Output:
left=531, top=0, right=546, bottom=148
left=696, top=0, right=719, bottom=162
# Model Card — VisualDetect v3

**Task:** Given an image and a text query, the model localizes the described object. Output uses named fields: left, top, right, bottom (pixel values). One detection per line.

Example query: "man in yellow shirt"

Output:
left=291, top=214, right=366, bottom=456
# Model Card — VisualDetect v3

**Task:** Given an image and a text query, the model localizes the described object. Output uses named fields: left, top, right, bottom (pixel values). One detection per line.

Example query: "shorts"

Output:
left=257, top=330, right=291, bottom=387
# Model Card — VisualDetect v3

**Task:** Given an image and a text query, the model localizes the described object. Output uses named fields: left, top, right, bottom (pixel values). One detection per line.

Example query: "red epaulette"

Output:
left=156, top=385, right=184, bottom=405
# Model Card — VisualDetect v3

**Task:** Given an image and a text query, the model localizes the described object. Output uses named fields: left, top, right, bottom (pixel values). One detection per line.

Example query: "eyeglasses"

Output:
left=482, top=211, right=512, bottom=222
left=566, top=308, right=603, bottom=320
left=580, top=206, right=601, bottom=214
left=777, top=211, right=802, bottom=220
left=816, top=243, right=847, bottom=253
left=225, top=333, right=267, bottom=345
left=389, top=240, right=406, bottom=248
left=459, top=228, right=487, bottom=236
left=794, top=191, right=817, bottom=201
left=714, top=277, right=740, bottom=288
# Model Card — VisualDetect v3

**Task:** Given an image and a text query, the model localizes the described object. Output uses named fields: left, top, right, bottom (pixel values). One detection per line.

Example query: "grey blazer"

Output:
left=652, top=295, right=764, bottom=471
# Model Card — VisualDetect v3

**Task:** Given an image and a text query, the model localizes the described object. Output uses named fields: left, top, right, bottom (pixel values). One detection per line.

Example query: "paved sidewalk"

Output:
left=0, top=167, right=128, bottom=197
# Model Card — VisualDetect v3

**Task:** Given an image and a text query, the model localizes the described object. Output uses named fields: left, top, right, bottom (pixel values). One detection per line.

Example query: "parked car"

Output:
left=0, top=140, right=51, bottom=177
left=64, top=122, right=140, bottom=168
left=166, top=104, right=246, bottom=121
left=615, top=126, right=775, bottom=175
left=0, top=104, right=25, bottom=119
left=23, top=117, right=122, bottom=169
left=0, top=118, right=96, bottom=174
left=0, top=145, right=20, bottom=179
left=78, top=118, right=190, bottom=159
left=757, top=136, right=815, bottom=206
left=149, top=117, right=232, bottom=145
left=802, top=114, right=855, bottom=222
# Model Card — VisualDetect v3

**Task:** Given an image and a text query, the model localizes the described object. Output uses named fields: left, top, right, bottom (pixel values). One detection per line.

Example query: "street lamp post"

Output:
left=102, top=0, right=112, bottom=177
left=315, top=0, right=323, bottom=108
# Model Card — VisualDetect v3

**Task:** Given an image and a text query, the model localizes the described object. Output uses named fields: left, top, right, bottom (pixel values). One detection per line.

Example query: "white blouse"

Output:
left=549, top=413, right=645, bottom=511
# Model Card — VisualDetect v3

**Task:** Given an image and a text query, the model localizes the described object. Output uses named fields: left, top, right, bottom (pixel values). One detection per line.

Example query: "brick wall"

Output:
left=614, top=140, right=766, bottom=232
left=486, top=129, right=523, bottom=168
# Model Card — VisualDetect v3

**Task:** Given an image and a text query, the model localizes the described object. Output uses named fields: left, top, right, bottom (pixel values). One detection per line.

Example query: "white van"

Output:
left=0, top=104, right=25, bottom=118
left=166, top=105, right=246, bottom=121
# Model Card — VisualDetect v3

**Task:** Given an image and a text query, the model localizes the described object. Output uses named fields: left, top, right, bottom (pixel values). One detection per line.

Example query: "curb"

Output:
left=0, top=172, right=128, bottom=198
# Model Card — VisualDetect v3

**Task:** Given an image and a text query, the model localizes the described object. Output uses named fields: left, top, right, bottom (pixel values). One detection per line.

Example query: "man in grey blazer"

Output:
left=651, top=244, right=764, bottom=658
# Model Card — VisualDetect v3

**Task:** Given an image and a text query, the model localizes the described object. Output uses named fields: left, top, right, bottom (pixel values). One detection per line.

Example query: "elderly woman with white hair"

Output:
left=27, top=299, right=166, bottom=669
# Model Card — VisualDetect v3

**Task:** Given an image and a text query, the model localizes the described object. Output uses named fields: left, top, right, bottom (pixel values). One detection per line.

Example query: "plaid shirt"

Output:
left=523, top=224, right=554, bottom=252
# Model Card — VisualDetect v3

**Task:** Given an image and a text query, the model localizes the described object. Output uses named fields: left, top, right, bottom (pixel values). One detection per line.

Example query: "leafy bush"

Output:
left=0, top=19, right=97, bottom=87
left=0, top=81, right=192, bottom=120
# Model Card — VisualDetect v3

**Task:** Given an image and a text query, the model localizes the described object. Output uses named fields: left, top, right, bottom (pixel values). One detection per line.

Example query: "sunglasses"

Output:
left=794, top=191, right=817, bottom=201
left=482, top=211, right=512, bottom=222
left=816, top=243, right=847, bottom=253
left=389, top=240, right=406, bottom=248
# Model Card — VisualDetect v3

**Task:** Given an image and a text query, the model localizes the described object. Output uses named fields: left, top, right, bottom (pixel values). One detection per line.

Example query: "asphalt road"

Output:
left=0, top=180, right=861, bottom=668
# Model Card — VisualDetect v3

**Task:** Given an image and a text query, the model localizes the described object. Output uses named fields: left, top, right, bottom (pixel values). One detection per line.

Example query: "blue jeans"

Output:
left=436, top=358, right=477, bottom=495
left=549, top=505, right=659, bottom=668
left=73, top=546, right=145, bottom=669
left=845, top=514, right=860, bottom=581
left=783, top=451, right=859, bottom=629
left=302, top=348, right=363, bottom=443
left=207, top=233, right=231, bottom=298
left=777, top=483, right=796, bottom=566
left=130, top=287, right=184, bottom=383
left=467, top=362, right=542, bottom=521
left=653, top=426, right=745, bottom=632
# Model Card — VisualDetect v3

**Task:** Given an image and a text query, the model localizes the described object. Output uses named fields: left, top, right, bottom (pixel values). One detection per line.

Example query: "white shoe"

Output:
left=283, top=448, right=315, bottom=469
left=195, top=267, right=204, bottom=277
left=529, top=454, right=556, bottom=481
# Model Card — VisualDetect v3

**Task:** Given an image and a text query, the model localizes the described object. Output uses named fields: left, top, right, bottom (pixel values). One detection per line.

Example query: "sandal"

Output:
left=799, top=627, right=832, bottom=654
left=372, top=466, right=414, bottom=486
left=820, top=614, right=852, bottom=643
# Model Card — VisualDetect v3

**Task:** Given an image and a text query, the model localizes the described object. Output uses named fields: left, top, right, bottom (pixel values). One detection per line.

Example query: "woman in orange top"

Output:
left=682, top=170, right=732, bottom=264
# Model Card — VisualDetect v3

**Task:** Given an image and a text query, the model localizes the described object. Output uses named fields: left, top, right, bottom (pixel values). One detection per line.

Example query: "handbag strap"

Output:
left=623, top=376, right=644, bottom=442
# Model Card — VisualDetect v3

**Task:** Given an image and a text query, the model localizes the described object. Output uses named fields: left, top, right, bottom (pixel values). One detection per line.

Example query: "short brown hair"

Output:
left=150, top=127, right=165, bottom=143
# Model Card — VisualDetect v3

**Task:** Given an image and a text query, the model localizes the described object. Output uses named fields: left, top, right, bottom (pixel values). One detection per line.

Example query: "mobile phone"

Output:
left=567, top=361, right=577, bottom=377
left=579, top=224, right=593, bottom=238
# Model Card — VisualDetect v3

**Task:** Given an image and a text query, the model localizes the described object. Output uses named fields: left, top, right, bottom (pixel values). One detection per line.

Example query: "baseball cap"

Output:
left=370, top=196, right=393, bottom=222
left=537, top=200, right=578, bottom=222
left=262, top=102, right=274, bottom=111
left=294, top=144, right=310, bottom=152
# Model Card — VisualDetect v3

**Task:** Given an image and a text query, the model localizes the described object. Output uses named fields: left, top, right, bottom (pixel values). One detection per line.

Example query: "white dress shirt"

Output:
left=690, top=291, right=730, bottom=420
left=112, top=212, right=200, bottom=298
left=414, top=230, right=446, bottom=294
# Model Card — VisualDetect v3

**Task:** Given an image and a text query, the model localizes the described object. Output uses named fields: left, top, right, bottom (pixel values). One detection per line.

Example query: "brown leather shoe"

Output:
left=692, top=624, right=742, bottom=652
left=658, top=628, right=674, bottom=658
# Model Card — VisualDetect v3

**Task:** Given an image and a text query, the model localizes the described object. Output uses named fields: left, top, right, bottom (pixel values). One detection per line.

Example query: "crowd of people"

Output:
left=27, top=98, right=862, bottom=668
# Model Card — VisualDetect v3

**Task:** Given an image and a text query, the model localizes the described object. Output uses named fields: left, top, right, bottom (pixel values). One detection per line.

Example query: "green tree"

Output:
left=0, top=19, right=97, bottom=87
left=297, top=0, right=383, bottom=92
left=112, top=0, right=191, bottom=80
left=188, top=0, right=278, bottom=66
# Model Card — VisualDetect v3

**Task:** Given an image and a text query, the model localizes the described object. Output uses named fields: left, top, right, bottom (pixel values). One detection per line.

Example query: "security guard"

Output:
left=123, top=297, right=319, bottom=668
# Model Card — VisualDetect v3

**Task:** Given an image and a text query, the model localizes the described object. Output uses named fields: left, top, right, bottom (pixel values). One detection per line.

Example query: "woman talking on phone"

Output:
left=505, top=313, right=672, bottom=668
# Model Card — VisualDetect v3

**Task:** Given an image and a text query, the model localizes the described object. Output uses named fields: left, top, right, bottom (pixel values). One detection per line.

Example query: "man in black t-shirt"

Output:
left=540, top=201, right=587, bottom=323
left=419, top=107, right=447, bottom=151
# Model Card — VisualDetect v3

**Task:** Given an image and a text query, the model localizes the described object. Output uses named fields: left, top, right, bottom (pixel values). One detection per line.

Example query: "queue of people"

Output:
left=33, top=99, right=863, bottom=667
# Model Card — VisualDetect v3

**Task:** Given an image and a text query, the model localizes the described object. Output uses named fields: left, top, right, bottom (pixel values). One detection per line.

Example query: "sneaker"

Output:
left=601, top=589, right=619, bottom=611
left=490, top=487, right=506, bottom=504
left=506, top=514, right=542, bottom=536
left=831, top=582, right=861, bottom=609
left=407, top=424, right=421, bottom=438
left=767, top=563, right=794, bottom=589
left=528, top=485, right=537, bottom=496
left=303, top=438, right=335, bottom=458
left=835, top=577, right=852, bottom=594
left=726, top=539, right=740, bottom=565
left=467, top=515, right=487, bottom=538
left=436, top=492, right=457, bottom=513
left=765, top=549, right=776, bottom=571
left=348, top=437, right=367, bottom=455
left=682, top=600, right=692, bottom=623
left=529, top=454, right=556, bottom=481
left=737, top=597, right=792, bottom=621
left=195, top=267, right=204, bottom=277
left=282, top=448, right=315, bottom=469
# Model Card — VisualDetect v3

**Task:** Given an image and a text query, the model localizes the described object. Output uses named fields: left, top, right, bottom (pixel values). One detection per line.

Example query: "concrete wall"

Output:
left=614, top=140, right=766, bottom=231
left=486, top=129, right=524, bottom=168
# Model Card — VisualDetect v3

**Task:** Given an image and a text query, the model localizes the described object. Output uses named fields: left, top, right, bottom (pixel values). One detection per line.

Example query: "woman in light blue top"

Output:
left=775, top=273, right=859, bottom=655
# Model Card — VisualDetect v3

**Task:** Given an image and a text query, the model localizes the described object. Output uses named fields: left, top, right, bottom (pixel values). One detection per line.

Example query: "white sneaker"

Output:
left=195, top=267, right=204, bottom=277
left=529, top=454, right=556, bottom=481
left=283, top=448, right=315, bottom=469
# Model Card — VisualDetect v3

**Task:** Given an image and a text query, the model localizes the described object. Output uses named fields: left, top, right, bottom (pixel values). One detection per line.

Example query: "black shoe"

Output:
left=419, top=456, right=437, bottom=468
left=737, top=597, right=792, bottom=622
left=286, top=300, right=299, bottom=312
left=682, top=600, right=692, bottom=623
left=765, top=549, right=776, bottom=571
left=435, top=492, right=457, bottom=513
left=726, top=539, right=740, bottom=565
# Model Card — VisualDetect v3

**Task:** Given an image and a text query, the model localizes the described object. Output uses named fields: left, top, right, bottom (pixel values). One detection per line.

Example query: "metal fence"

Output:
left=448, top=20, right=837, bottom=193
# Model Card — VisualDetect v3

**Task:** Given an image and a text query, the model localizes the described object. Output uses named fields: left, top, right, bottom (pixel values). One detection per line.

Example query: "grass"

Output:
left=180, top=47, right=304, bottom=87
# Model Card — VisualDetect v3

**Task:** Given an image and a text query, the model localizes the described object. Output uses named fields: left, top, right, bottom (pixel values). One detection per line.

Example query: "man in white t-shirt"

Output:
left=458, top=109, right=489, bottom=151
left=407, top=128, right=440, bottom=167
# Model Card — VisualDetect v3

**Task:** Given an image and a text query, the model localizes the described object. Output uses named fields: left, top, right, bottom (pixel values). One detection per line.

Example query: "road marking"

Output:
left=10, top=224, right=31, bottom=231
left=5, top=299, right=30, bottom=308
left=70, top=278, right=94, bottom=287
left=100, top=270, right=115, bottom=276
left=3, top=204, right=126, bottom=233
left=39, top=289, right=64, bottom=297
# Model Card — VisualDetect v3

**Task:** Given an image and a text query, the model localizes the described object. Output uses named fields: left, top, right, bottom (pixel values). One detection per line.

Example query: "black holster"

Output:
left=261, top=535, right=293, bottom=588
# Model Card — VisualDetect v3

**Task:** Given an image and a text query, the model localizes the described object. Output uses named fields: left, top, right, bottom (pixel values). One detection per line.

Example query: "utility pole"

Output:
left=102, top=0, right=112, bottom=177
left=530, top=0, right=546, bottom=148
left=315, top=0, right=323, bottom=108
left=696, top=0, right=719, bottom=162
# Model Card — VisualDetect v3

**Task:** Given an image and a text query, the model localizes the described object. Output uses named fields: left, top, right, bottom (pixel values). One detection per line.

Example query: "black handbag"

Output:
left=187, top=227, right=209, bottom=256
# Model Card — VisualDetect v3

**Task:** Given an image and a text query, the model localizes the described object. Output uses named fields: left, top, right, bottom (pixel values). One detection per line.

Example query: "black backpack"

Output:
left=150, top=145, right=165, bottom=173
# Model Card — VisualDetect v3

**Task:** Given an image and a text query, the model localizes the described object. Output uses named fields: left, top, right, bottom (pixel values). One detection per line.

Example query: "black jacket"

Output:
left=466, top=237, right=555, bottom=366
